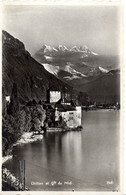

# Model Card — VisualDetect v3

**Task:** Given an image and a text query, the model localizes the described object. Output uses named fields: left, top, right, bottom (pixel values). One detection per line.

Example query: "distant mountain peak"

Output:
left=35, top=44, right=99, bottom=59
left=63, top=45, right=68, bottom=51
left=71, top=46, right=80, bottom=52
left=57, top=45, right=68, bottom=52
left=82, top=45, right=89, bottom=51
left=58, top=45, right=65, bottom=51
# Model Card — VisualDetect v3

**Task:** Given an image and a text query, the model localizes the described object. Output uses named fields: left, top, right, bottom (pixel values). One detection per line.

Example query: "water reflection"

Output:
left=4, top=110, right=120, bottom=191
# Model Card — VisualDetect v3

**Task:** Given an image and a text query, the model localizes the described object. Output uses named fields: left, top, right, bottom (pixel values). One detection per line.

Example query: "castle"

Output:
left=46, top=87, right=82, bottom=129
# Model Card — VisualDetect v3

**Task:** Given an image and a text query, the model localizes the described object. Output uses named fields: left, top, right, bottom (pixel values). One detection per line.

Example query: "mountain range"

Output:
left=33, top=44, right=98, bottom=63
left=2, top=31, right=120, bottom=106
left=44, top=44, right=98, bottom=55
left=33, top=44, right=120, bottom=104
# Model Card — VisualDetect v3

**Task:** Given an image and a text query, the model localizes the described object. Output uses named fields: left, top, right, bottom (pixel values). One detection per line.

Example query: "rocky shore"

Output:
left=2, top=132, right=44, bottom=191
left=2, top=155, right=13, bottom=164
left=14, top=132, right=43, bottom=146
left=2, top=132, right=44, bottom=164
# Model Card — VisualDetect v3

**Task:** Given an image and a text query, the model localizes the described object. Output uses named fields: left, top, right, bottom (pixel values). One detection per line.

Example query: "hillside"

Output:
left=76, top=71, right=120, bottom=104
left=2, top=31, right=76, bottom=104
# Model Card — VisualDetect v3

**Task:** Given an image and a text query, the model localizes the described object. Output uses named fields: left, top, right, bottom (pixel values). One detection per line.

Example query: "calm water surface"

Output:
left=4, top=110, right=120, bottom=191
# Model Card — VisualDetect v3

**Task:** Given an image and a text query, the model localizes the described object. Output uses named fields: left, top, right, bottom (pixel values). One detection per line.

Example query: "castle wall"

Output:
left=55, top=106, right=82, bottom=128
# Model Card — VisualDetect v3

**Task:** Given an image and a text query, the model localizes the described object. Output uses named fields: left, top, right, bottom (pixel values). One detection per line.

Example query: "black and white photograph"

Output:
left=1, top=1, right=123, bottom=193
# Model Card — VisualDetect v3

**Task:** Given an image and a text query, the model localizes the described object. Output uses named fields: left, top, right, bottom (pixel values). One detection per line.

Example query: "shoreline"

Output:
left=3, top=109, right=118, bottom=163
left=2, top=132, right=43, bottom=190
left=2, top=109, right=119, bottom=163
left=2, top=155, right=13, bottom=164
left=2, top=132, right=44, bottom=164
left=82, top=108, right=120, bottom=111
left=14, top=132, right=43, bottom=146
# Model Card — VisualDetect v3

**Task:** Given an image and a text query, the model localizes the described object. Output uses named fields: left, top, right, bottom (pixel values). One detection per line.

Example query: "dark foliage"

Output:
left=2, top=103, right=46, bottom=156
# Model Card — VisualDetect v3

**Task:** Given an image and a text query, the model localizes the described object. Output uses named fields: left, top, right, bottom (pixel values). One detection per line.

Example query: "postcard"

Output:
left=0, top=0, right=125, bottom=195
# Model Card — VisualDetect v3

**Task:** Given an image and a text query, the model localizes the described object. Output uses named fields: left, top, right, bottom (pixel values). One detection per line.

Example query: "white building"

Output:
left=55, top=98, right=82, bottom=128
left=6, top=96, right=10, bottom=103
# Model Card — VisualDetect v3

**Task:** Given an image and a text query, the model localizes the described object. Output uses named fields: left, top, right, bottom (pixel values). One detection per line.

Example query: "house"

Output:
left=6, top=96, right=10, bottom=103
left=55, top=98, right=82, bottom=128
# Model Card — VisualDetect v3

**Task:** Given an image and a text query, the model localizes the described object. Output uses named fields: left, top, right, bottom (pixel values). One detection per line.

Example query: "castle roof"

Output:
left=55, top=98, right=76, bottom=112
left=47, top=85, right=61, bottom=92
left=56, top=104, right=76, bottom=112
left=56, top=97, right=70, bottom=104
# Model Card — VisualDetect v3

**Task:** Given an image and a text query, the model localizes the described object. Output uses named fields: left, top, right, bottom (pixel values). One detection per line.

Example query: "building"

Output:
left=46, top=88, right=82, bottom=129
left=6, top=96, right=10, bottom=103
left=55, top=98, right=82, bottom=128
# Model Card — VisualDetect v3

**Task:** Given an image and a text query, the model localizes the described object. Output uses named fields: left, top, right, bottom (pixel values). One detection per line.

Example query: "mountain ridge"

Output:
left=33, top=44, right=99, bottom=64
left=36, top=44, right=98, bottom=55
left=33, top=43, right=120, bottom=104
left=2, top=30, right=78, bottom=104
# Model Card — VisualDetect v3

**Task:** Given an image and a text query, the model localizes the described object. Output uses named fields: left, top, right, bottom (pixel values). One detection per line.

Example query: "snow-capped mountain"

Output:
left=42, top=63, right=87, bottom=81
left=33, top=44, right=102, bottom=67
left=63, top=65, right=87, bottom=78
left=70, top=46, right=80, bottom=52
left=34, top=44, right=98, bottom=61
left=57, top=45, right=68, bottom=51
left=33, top=44, right=120, bottom=96
left=44, top=55, right=54, bottom=62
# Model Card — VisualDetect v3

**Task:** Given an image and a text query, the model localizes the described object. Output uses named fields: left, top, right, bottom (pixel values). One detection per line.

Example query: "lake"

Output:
left=4, top=110, right=120, bottom=191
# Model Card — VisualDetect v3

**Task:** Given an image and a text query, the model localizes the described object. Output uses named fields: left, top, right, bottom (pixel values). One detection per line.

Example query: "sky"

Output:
left=2, top=5, right=121, bottom=55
